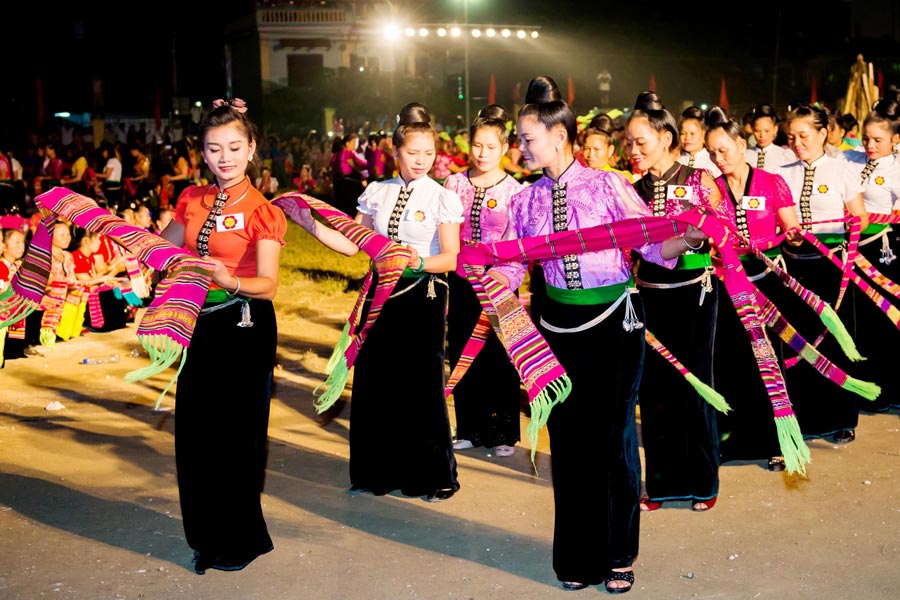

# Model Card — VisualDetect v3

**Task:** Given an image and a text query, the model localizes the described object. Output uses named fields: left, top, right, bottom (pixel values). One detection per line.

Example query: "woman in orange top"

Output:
left=161, top=97, right=287, bottom=575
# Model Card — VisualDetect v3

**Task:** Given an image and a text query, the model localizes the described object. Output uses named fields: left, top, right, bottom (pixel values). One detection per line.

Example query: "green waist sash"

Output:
left=677, top=252, right=712, bottom=270
left=546, top=278, right=632, bottom=305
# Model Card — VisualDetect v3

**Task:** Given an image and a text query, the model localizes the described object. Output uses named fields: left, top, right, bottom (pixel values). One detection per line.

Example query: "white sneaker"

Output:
left=453, top=439, right=474, bottom=450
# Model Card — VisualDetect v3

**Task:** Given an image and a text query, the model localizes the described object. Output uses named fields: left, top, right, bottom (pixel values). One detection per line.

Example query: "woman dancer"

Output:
left=745, top=104, right=797, bottom=173
left=300, top=102, right=464, bottom=502
left=777, top=103, right=868, bottom=443
left=489, top=76, right=707, bottom=593
left=444, top=104, right=524, bottom=457
left=677, top=106, right=722, bottom=178
left=626, top=91, right=723, bottom=513
left=704, top=106, right=802, bottom=472
left=160, top=97, right=287, bottom=574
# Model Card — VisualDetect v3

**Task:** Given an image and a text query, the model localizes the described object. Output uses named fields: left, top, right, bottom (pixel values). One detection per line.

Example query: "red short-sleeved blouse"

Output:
left=175, top=179, right=287, bottom=280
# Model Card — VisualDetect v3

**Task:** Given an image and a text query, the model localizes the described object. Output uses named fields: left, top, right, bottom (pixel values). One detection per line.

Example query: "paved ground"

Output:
left=2, top=313, right=900, bottom=599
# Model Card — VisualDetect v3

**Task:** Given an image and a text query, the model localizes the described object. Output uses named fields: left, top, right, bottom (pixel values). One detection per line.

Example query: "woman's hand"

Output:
left=682, top=224, right=708, bottom=246
left=206, top=257, right=236, bottom=291
left=406, top=245, right=420, bottom=269
left=296, top=207, right=317, bottom=235
left=784, top=227, right=804, bottom=246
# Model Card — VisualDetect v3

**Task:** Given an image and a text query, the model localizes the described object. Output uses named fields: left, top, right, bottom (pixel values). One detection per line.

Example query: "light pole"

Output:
left=463, top=0, right=471, bottom=126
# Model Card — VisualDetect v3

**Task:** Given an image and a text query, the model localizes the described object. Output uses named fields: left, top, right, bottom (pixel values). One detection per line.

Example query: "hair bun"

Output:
left=704, top=106, right=729, bottom=129
left=752, top=103, right=779, bottom=122
left=587, top=113, right=614, bottom=135
left=397, top=102, right=431, bottom=126
left=681, top=106, right=705, bottom=121
left=525, top=75, right=563, bottom=104
left=873, top=86, right=900, bottom=121
left=477, top=103, right=509, bottom=122
left=634, top=91, right=664, bottom=112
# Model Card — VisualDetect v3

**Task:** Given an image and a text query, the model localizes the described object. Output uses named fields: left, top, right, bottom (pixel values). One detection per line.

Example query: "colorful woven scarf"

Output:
left=273, top=193, right=411, bottom=413
left=0, top=188, right=215, bottom=405
left=643, top=329, right=729, bottom=413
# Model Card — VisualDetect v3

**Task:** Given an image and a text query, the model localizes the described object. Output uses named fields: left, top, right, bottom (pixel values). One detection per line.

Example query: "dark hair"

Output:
left=583, top=113, right=615, bottom=145
left=200, top=99, right=260, bottom=153
left=704, top=106, right=744, bottom=141
left=681, top=106, right=706, bottom=128
left=518, top=76, right=577, bottom=144
left=471, top=103, right=511, bottom=144
left=629, top=91, right=680, bottom=150
left=787, top=102, right=829, bottom=132
left=751, top=103, right=780, bottom=127
left=392, top=102, right=435, bottom=149
left=864, top=84, right=900, bottom=135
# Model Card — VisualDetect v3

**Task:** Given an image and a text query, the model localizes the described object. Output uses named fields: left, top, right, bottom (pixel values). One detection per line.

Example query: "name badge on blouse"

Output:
left=741, top=196, right=766, bottom=211
left=404, top=209, right=429, bottom=223
left=667, top=184, right=694, bottom=202
left=215, top=213, right=245, bottom=232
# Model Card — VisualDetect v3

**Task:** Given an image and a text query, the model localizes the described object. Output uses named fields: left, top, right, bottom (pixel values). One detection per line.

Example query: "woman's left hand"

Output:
left=206, top=257, right=235, bottom=290
left=406, top=245, right=420, bottom=269
left=683, top=224, right=708, bottom=245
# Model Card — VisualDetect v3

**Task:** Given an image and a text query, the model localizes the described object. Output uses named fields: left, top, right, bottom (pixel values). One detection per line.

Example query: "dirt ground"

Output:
left=2, top=302, right=900, bottom=600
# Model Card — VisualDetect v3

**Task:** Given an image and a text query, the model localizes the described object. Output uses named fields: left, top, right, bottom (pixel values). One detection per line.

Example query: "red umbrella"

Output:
left=568, top=74, right=575, bottom=107
left=488, top=73, right=496, bottom=105
left=36, top=76, right=44, bottom=129
left=649, top=73, right=656, bottom=93
left=810, top=75, right=818, bottom=105
left=719, top=76, right=729, bottom=112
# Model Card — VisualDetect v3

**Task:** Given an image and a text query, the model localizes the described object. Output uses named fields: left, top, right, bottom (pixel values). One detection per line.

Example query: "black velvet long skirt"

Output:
left=853, top=229, right=900, bottom=411
left=781, top=241, right=861, bottom=438
left=637, top=262, right=719, bottom=504
left=446, top=272, right=522, bottom=448
left=716, top=257, right=786, bottom=462
left=349, top=273, right=459, bottom=497
left=175, top=299, right=276, bottom=562
left=539, top=293, right=644, bottom=584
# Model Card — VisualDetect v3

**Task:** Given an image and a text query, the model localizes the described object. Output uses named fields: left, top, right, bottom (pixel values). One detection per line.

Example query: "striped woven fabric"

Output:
left=0, top=216, right=55, bottom=329
left=26, top=188, right=214, bottom=389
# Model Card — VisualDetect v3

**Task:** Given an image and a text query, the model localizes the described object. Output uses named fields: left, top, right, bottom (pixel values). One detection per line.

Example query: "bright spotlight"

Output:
left=383, top=24, right=401, bottom=40
left=419, top=28, right=429, bottom=37
left=486, top=28, right=496, bottom=37
left=359, top=66, right=365, bottom=72
left=450, top=26, right=461, bottom=37
left=700, top=103, right=708, bottom=111
left=501, top=29, right=511, bottom=38
left=516, top=30, right=526, bottom=39
left=531, top=30, right=539, bottom=39
left=405, top=27, right=416, bottom=37
left=472, top=29, right=482, bottom=37
left=437, top=27, right=447, bottom=37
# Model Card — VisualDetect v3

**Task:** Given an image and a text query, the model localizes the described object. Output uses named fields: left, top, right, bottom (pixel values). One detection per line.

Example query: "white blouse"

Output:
left=779, top=154, right=862, bottom=235
left=746, top=144, right=797, bottom=174
left=357, top=175, right=464, bottom=258
left=844, top=153, right=900, bottom=215
left=677, top=148, right=722, bottom=178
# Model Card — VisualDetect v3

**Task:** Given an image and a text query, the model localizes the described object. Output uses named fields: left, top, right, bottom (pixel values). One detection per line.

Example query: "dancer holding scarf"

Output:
left=296, top=102, right=464, bottom=502
left=160, top=98, right=287, bottom=574
left=843, top=91, right=900, bottom=411
left=778, top=103, right=868, bottom=444
left=488, top=76, right=707, bottom=594
left=443, top=104, right=524, bottom=457
left=626, top=92, right=723, bottom=514
left=704, top=106, right=803, bottom=472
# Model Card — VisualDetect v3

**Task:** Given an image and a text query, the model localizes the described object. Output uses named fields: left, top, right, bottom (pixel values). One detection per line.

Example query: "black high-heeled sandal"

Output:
left=561, top=581, right=588, bottom=591
left=604, top=569, right=634, bottom=594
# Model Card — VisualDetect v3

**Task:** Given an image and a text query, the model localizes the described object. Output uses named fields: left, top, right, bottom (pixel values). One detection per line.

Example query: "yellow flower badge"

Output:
left=673, top=186, right=687, bottom=198
left=486, top=198, right=498, bottom=209
left=875, top=176, right=885, bottom=186
left=414, top=210, right=426, bottom=222
left=222, top=215, right=238, bottom=230
left=817, top=184, right=829, bottom=194
left=746, top=197, right=760, bottom=209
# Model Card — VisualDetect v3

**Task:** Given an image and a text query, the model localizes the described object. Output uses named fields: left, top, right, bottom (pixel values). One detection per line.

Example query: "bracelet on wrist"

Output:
left=226, top=277, right=241, bottom=297
left=412, top=256, right=425, bottom=273
left=681, top=235, right=704, bottom=251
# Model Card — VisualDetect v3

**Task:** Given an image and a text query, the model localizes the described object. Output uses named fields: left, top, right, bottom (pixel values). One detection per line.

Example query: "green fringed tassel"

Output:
left=40, top=327, right=56, bottom=348
left=0, top=289, right=38, bottom=329
left=844, top=376, right=881, bottom=401
left=324, top=323, right=352, bottom=375
left=123, top=291, right=143, bottom=307
left=775, top=415, right=812, bottom=476
left=819, top=304, right=864, bottom=362
left=153, top=347, right=189, bottom=410
left=524, top=375, right=573, bottom=472
left=313, top=354, right=350, bottom=414
left=124, top=335, right=183, bottom=382
left=685, top=373, right=731, bottom=413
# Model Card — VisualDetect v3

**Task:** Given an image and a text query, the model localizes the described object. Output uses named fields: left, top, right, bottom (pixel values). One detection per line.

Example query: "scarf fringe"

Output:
left=0, top=294, right=38, bottom=329
left=313, top=354, right=350, bottom=413
left=844, top=375, right=881, bottom=401
left=685, top=372, right=731, bottom=413
left=524, top=375, right=572, bottom=471
left=775, top=415, right=812, bottom=476
left=124, top=335, right=184, bottom=382
left=818, top=304, right=864, bottom=362
left=153, top=347, right=189, bottom=410
left=325, top=322, right=352, bottom=375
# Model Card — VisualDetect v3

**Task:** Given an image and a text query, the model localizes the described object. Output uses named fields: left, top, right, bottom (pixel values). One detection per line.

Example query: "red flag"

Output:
left=512, top=81, right=522, bottom=104
left=488, top=73, right=496, bottom=105
left=878, top=68, right=885, bottom=94
left=810, top=75, right=818, bottom=104
left=649, top=73, right=656, bottom=93
left=719, top=76, right=729, bottom=112
left=568, top=75, right=575, bottom=107
left=154, top=87, right=162, bottom=130
left=36, top=76, right=44, bottom=129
